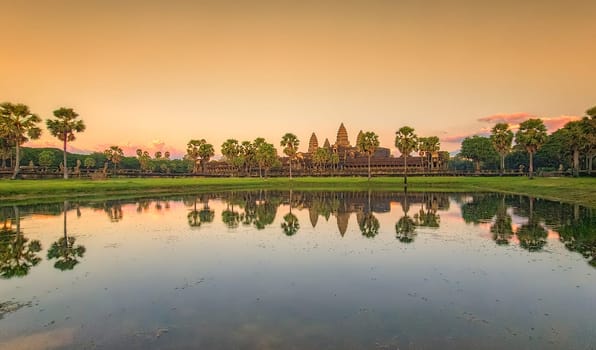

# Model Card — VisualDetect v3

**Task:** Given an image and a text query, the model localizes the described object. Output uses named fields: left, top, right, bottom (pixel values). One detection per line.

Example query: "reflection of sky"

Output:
left=1, top=195, right=595, bottom=349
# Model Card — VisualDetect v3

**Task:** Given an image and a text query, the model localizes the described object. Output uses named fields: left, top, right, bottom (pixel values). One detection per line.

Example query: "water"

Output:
left=0, top=191, right=594, bottom=349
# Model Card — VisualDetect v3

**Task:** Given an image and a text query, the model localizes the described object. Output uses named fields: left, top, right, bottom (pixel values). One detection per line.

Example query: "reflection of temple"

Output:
left=299, top=123, right=449, bottom=172
left=297, top=191, right=449, bottom=236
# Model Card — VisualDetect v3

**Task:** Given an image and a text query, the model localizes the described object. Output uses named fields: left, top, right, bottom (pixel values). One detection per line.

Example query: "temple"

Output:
left=299, top=122, right=448, bottom=172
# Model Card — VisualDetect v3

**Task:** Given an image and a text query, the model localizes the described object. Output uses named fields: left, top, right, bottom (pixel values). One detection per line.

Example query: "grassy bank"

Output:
left=1, top=176, right=595, bottom=207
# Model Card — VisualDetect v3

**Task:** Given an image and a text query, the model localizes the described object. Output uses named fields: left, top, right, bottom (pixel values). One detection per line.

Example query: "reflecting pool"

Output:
left=1, top=191, right=595, bottom=349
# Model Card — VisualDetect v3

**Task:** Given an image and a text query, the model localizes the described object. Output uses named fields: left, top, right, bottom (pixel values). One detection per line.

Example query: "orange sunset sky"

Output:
left=2, top=0, right=595, bottom=158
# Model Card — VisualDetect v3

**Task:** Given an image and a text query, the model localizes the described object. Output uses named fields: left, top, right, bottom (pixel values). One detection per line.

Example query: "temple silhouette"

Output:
left=294, top=123, right=449, bottom=173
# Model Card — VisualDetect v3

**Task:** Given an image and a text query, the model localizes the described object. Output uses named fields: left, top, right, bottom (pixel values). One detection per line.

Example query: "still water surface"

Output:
left=0, top=191, right=595, bottom=349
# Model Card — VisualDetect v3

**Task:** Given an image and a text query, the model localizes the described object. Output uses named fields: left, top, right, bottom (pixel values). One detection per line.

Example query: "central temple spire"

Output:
left=335, top=122, right=351, bottom=147
left=308, top=132, right=319, bottom=153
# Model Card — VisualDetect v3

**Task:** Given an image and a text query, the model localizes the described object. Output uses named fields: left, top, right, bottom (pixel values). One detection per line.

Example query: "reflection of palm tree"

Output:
left=460, top=194, right=499, bottom=225
left=359, top=190, right=379, bottom=238
left=187, top=197, right=215, bottom=229
left=414, top=207, right=440, bottom=228
left=396, top=188, right=417, bottom=243
left=187, top=210, right=201, bottom=228
left=281, top=190, right=300, bottom=236
left=360, top=214, right=379, bottom=238
left=222, top=202, right=240, bottom=229
left=558, top=210, right=596, bottom=267
left=281, top=213, right=300, bottom=236
left=253, top=192, right=278, bottom=230
left=517, top=221, right=547, bottom=252
left=491, top=196, right=513, bottom=245
left=199, top=208, right=215, bottom=224
left=0, top=207, right=42, bottom=278
left=413, top=193, right=441, bottom=228
left=516, top=198, right=547, bottom=252
left=47, top=202, right=86, bottom=271
left=104, top=201, right=123, bottom=222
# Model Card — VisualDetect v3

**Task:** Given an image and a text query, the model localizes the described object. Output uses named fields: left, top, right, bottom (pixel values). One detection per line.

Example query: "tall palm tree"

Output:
left=46, top=108, right=86, bottom=179
left=490, top=123, right=513, bottom=176
left=198, top=141, right=215, bottom=174
left=186, top=140, right=202, bottom=174
left=515, top=118, right=547, bottom=179
left=0, top=103, right=42, bottom=179
left=280, top=133, right=300, bottom=179
left=356, top=131, right=380, bottom=180
left=560, top=119, right=592, bottom=177
left=221, top=139, right=242, bottom=175
left=395, top=126, right=418, bottom=186
left=419, top=136, right=440, bottom=171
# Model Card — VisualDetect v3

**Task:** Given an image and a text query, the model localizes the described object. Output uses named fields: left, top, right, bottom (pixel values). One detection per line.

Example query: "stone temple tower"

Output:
left=335, top=123, right=351, bottom=148
left=308, top=132, right=319, bottom=154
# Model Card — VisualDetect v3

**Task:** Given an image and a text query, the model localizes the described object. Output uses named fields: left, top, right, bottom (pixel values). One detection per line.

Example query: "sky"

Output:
left=2, top=0, right=595, bottom=158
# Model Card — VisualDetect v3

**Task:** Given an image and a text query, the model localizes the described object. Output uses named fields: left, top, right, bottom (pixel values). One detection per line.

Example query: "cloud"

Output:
left=441, top=131, right=490, bottom=144
left=478, top=112, right=581, bottom=132
left=441, top=113, right=583, bottom=150
left=477, top=112, right=537, bottom=124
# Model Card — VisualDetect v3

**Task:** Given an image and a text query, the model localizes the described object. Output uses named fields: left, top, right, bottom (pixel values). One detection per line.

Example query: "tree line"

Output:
left=458, top=109, right=595, bottom=177
left=2, top=102, right=594, bottom=179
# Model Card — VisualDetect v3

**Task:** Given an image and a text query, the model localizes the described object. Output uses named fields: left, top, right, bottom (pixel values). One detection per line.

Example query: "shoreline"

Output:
left=1, top=177, right=595, bottom=207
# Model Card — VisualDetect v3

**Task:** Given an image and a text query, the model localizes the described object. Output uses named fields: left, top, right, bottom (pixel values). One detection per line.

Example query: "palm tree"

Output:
left=186, top=140, right=202, bottom=174
left=560, top=119, right=592, bottom=177
left=356, top=131, right=380, bottom=180
left=490, top=123, right=513, bottom=175
left=312, top=147, right=330, bottom=173
left=221, top=139, right=242, bottom=175
left=515, top=119, right=547, bottom=179
left=47, top=201, right=86, bottom=270
left=103, top=146, right=124, bottom=172
left=0, top=103, right=42, bottom=179
left=254, top=139, right=277, bottom=178
left=395, top=126, right=418, bottom=186
left=46, top=107, right=86, bottom=179
left=419, top=136, right=440, bottom=171
left=198, top=141, right=215, bottom=174
left=280, top=133, right=300, bottom=179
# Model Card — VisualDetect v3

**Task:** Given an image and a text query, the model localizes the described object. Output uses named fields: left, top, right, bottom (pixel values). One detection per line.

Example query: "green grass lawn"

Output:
left=1, top=176, right=595, bottom=207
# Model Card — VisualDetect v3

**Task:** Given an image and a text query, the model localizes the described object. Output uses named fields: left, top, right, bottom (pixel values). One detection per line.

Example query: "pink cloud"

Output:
left=442, top=113, right=583, bottom=150
left=477, top=112, right=538, bottom=124
left=478, top=112, right=581, bottom=132
left=441, top=131, right=489, bottom=144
